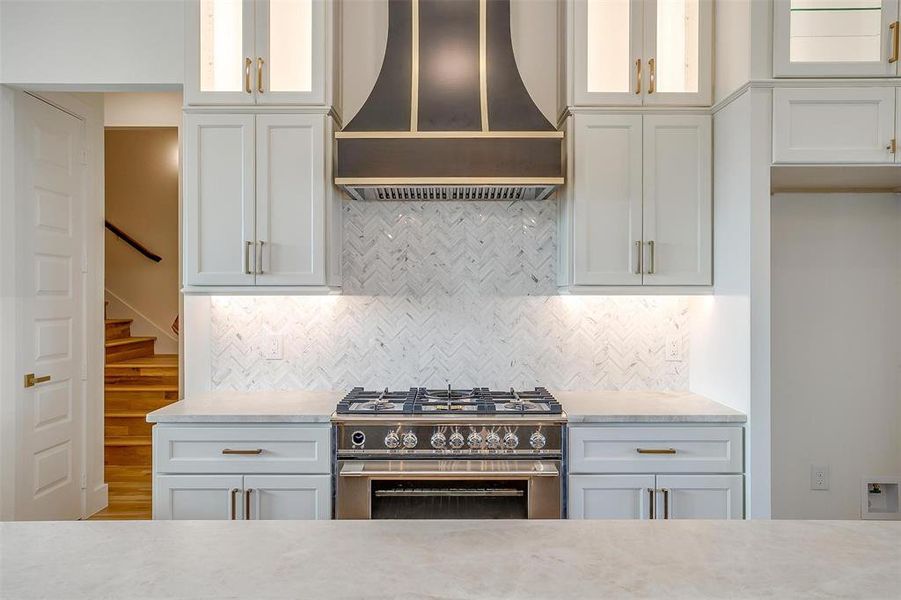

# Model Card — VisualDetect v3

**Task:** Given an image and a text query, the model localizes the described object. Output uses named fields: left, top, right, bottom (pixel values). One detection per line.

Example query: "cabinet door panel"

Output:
left=642, top=115, right=711, bottom=285
left=642, top=0, right=713, bottom=106
left=183, top=114, right=256, bottom=286
left=572, top=0, right=644, bottom=106
left=572, top=115, right=643, bottom=285
left=656, top=474, right=743, bottom=519
left=185, top=0, right=256, bottom=105
left=255, top=114, right=326, bottom=285
left=255, top=0, right=326, bottom=104
left=774, top=0, right=899, bottom=77
left=569, top=475, right=656, bottom=519
left=773, top=87, right=896, bottom=164
left=154, top=475, right=244, bottom=520
left=244, top=475, right=331, bottom=520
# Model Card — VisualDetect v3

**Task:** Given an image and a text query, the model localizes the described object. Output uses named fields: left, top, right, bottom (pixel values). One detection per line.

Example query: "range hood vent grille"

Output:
left=343, top=185, right=556, bottom=202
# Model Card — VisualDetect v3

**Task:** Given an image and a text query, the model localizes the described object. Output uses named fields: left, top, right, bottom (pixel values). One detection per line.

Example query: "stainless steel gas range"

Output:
left=332, top=387, right=566, bottom=520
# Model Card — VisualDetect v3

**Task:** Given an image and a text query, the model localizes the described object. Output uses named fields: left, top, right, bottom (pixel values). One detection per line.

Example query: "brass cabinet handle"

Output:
left=257, top=240, right=264, bottom=274
left=634, top=240, right=643, bottom=275
left=891, top=22, right=900, bottom=64
left=229, top=488, right=240, bottom=520
left=244, top=57, right=252, bottom=93
left=661, top=488, right=671, bottom=519
left=887, top=139, right=897, bottom=154
left=257, top=57, right=264, bottom=93
left=222, top=448, right=263, bottom=455
left=635, top=58, right=641, bottom=95
left=637, top=447, right=677, bottom=455
left=648, top=58, right=656, bottom=94
left=647, top=240, right=656, bottom=274
left=245, top=240, right=254, bottom=275
left=244, top=488, right=253, bottom=520
left=24, top=373, right=51, bottom=388
left=647, top=487, right=656, bottom=519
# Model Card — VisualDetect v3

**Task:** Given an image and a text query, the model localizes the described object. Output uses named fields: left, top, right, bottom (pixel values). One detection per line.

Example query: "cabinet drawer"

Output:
left=772, top=88, right=895, bottom=164
left=154, top=426, right=331, bottom=474
left=568, top=426, right=742, bottom=474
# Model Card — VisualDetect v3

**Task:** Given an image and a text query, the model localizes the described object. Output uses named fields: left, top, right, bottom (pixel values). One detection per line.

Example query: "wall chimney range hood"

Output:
left=335, top=0, right=564, bottom=201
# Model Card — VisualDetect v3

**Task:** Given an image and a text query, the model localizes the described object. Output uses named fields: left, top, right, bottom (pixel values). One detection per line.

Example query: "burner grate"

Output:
left=336, top=386, right=561, bottom=415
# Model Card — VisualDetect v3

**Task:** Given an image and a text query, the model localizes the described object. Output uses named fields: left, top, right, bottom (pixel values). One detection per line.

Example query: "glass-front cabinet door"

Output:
left=570, top=0, right=712, bottom=106
left=185, top=0, right=326, bottom=105
left=774, top=0, right=900, bottom=77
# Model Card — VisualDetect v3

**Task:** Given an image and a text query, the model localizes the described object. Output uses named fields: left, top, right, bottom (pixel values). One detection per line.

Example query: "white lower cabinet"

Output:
left=152, top=425, right=332, bottom=520
left=568, top=425, right=745, bottom=520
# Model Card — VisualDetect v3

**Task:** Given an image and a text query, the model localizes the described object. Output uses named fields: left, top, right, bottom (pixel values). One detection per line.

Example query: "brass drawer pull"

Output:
left=636, top=448, right=677, bottom=455
left=229, top=488, right=240, bottom=520
left=647, top=240, right=656, bottom=275
left=891, top=21, right=900, bottom=64
left=244, top=488, right=253, bottom=520
left=634, top=240, right=643, bottom=274
left=635, top=58, right=641, bottom=95
left=257, top=57, right=264, bottom=93
left=648, top=58, right=656, bottom=94
left=647, top=487, right=656, bottom=519
left=222, top=448, right=263, bottom=455
left=661, top=487, right=671, bottom=519
left=244, top=57, right=252, bottom=93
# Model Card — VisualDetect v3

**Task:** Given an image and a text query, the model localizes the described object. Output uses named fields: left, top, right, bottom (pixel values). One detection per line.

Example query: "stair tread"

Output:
left=105, top=384, right=178, bottom=392
left=105, top=436, right=151, bottom=447
left=105, top=354, right=178, bottom=368
left=105, top=318, right=133, bottom=325
left=105, top=336, right=156, bottom=348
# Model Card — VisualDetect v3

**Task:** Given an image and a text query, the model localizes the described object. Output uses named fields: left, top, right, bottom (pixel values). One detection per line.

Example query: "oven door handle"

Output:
left=338, top=460, right=559, bottom=478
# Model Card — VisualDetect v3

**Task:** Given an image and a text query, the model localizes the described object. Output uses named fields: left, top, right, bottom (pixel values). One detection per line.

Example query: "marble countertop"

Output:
left=2, top=520, right=897, bottom=599
left=553, top=390, right=747, bottom=423
left=146, top=390, right=343, bottom=423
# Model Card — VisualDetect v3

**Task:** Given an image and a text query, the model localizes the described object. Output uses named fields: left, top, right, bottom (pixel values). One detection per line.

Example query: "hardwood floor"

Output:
left=90, top=320, right=178, bottom=521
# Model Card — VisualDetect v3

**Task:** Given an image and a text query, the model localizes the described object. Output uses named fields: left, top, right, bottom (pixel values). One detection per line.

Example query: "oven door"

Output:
left=336, top=459, right=561, bottom=519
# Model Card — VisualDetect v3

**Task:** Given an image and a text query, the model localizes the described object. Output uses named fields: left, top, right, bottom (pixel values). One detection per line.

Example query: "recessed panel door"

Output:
left=244, top=475, right=330, bottom=520
left=655, top=475, right=744, bottom=519
left=16, top=93, right=86, bottom=520
left=569, top=475, right=656, bottom=519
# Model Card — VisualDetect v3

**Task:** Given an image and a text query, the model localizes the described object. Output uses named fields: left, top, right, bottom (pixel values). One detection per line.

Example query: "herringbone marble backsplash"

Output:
left=210, top=200, right=690, bottom=391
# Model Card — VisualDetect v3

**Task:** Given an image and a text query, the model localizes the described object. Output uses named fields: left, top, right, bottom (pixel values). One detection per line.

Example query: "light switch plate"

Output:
left=665, top=335, right=683, bottom=362
left=811, top=465, right=829, bottom=490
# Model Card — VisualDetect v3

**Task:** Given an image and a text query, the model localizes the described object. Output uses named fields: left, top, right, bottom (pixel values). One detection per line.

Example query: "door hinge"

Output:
left=80, top=472, right=87, bottom=490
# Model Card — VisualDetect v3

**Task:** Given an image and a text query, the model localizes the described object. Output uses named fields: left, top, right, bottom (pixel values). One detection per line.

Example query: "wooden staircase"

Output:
left=91, top=314, right=178, bottom=520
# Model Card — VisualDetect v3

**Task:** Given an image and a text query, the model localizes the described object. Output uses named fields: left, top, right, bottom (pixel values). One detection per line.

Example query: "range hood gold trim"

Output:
left=335, top=176, right=565, bottom=185
left=335, top=130, right=564, bottom=139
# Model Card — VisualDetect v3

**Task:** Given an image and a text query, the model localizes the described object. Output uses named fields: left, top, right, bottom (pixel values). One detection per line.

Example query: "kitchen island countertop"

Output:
left=1, top=519, right=897, bottom=599
left=554, top=389, right=747, bottom=423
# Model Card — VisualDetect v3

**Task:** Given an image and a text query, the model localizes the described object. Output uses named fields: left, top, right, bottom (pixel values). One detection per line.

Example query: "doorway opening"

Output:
left=91, top=93, right=181, bottom=520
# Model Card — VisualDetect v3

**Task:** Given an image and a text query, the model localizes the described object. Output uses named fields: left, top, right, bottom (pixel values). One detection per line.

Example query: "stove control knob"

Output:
left=402, top=432, right=418, bottom=449
left=503, top=432, right=519, bottom=449
left=448, top=432, right=465, bottom=449
left=486, top=432, right=501, bottom=449
left=430, top=432, right=447, bottom=449
left=529, top=432, right=547, bottom=450
left=384, top=432, right=400, bottom=449
left=467, top=432, right=483, bottom=449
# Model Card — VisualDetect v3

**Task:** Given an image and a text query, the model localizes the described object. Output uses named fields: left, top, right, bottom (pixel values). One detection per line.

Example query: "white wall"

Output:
left=0, top=0, right=183, bottom=87
left=714, top=0, right=751, bottom=103
left=340, top=0, right=559, bottom=125
left=771, top=192, right=901, bottom=519
left=104, top=92, right=182, bottom=127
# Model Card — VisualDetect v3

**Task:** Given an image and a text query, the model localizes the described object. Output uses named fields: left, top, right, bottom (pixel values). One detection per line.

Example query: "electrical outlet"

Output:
left=811, top=465, right=830, bottom=490
left=665, top=335, right=683, bottom=362
left=261, top=334, right=283, bottom=360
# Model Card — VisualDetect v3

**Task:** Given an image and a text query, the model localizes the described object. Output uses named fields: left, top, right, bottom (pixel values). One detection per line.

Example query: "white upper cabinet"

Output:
left=569, top=0, right=712, bottom=106
left=774, top=0, right=901, bottom=77
left=185, top=0, right=329, bottom=105
left=564, top=113, right=712, bottom=288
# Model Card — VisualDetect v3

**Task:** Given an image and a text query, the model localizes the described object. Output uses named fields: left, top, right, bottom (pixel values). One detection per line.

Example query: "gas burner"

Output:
left=336, top=386, right=562, bottom=416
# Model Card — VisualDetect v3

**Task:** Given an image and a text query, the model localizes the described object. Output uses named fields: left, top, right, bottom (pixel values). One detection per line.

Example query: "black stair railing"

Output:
left=104, top=220, right=162, bottom=263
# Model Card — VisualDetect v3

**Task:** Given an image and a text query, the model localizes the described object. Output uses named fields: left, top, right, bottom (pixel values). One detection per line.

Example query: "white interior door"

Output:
left=655, top=475, right=744, bottom=519
left=183, top=113, right=256, bottom=286
left=569, top=474, right=656, bottom=519
left=244, top=475, right=330, bottom=520
left=15, top=93, right=86, bottom=520
left=642, top=114, right=712, bottom=285
left=572, top=114, right=643, bottom=285
left=255, top=113, right=325, bottom=285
